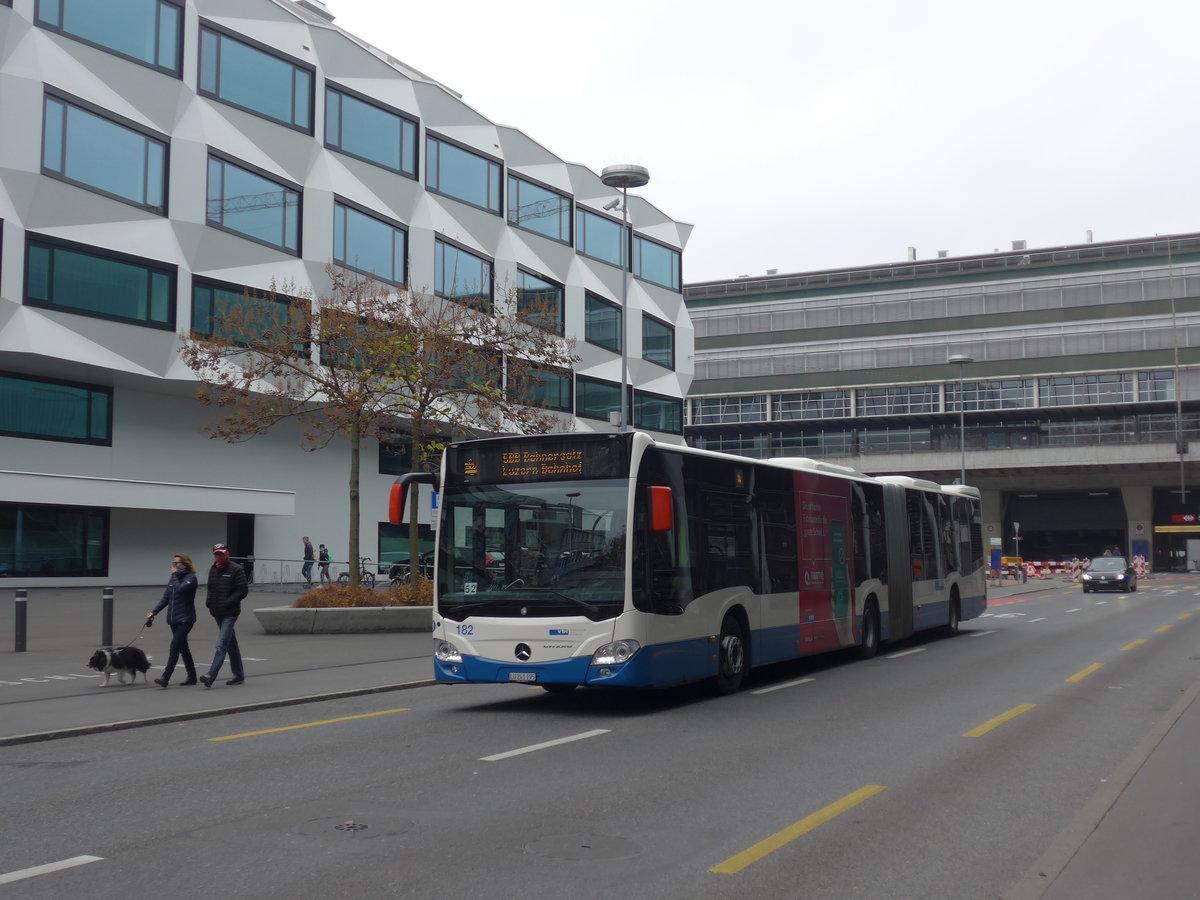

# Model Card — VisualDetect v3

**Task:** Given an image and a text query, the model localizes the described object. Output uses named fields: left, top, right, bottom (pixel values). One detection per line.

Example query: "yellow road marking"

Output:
left=1180, top=613, right=1193, bottom=621
left=1156, top=625, right=1174, bottom=634
left=1066, top=663, right=1103, bottom=683
left=1122, top=639, right=1147, bottom=651
left=208, top=708, right=409, bottom=741
left=964, top=703, right=1037, bottom=738
left=709, top=785, right=887, bottom=875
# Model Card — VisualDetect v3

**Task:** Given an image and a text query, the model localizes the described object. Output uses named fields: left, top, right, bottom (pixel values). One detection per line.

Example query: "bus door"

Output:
left=881, top=485, right=913, bottom=640
left=794, top=472, right=856, bottom=652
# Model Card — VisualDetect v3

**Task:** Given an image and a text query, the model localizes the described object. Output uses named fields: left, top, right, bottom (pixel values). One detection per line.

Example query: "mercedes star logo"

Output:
left=515, top=643, right=532, bottom=661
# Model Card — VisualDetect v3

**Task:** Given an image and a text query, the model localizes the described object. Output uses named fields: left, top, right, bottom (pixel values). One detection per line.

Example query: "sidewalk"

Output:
left=0, top=585, right=435, bottom=746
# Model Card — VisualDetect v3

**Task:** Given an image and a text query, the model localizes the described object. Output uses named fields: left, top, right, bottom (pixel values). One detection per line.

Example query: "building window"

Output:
left=1040, top=373, right=1134, bottom=407
left=379, top=432, right=412, bottom=475
left=635, top=390, right=683, bottom=434
left=0, top=503, right=109, bottom=577
left=425, top=134, right=501, bottom=214
left=776, top=389, right=850, bottom=420
left=507, top=175, right=571, bottom=244
left=1138, top=370, right=1175, bottom=402
left=632, top=235, right=681, bottom=291
left=333, top=201, right=407, bottom=285
left=858, top=385, right=939, bottom=417
left=576, top=375, right=623, bottom=423
left=692, top=395, right=767, bottom=425
left=513, top=364, right=572, bottom=412
left=642, top=315, right=674, bottom=369
left=42, top=91, right=167, bottom=214
left=947, top=379, right=1034, bottom=412
left=25, top=235, right=175, bottom=329
left=206, top=154, right=301, bottom=255
left=517, top=270, right=564, bottom=335
left=325, top=85, right=417, bottom=178
left=576, top=208, right=624, bottom=267
left=35, top=0, right=182, bottom=75
left=192, top=278, right=299, bottom=348
left=0, top=371, right=112, bottom=445
left=435, top=239, right=492, bottom=312
left=585, top=292, right=621, bottom=352
left=199, top=23, right=313, bottom=132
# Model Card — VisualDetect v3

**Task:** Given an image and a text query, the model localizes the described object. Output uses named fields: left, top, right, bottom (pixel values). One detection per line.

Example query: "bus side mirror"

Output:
left=388, top=482, right=407, bottom=525
left=649, top=486, right=673, bottom=532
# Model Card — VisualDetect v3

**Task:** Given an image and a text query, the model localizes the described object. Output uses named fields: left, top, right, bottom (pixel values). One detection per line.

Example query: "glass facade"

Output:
left=1138, top=370, right=1175, bottom=401
left=642, top=315, right=674, bottom=369
left=585, top=292, right=621, bottom=352
left=633, top=235, right=681, bottom=291
left=426, top=136, right=501, bottom=213
left=191, top=278, right=297, bottom=346
left=36, top=0, right=181, bottom=75
left=333, top=202, right=407, bottom=285
left=634, top=391, right=683, bottom=434
left=517, top=270, right=564, bottom=335
left=859, top=385, right=939, bottom=416
left=693, top=395, right=767, bottom=425
left=776, top=390, right=850, bottom=420
left=0, top=371, right=111, bottom=444
left=434, top=239, right=492, bottom=311
left=25, top=236, right=175, bottom=328
left=576, top=375, right=622, bottom=422
left=206, top=155, right=300, bottom=254
left=507, top=175, right=571, bottom=243
left=325, top=86, right=417, bottom=177
left=518, top=365, right=572, bottom=412
left=0, top=503, right=109, bottom=577
left=576, top=208, right=623, bottom=267
left=43, top=93, right=167, bottom=213
left=199, top=25, right=313, bottom=131
left=947, top=378, right=1035, bottom=412
left=1040, top=373, right=1135, bottom=407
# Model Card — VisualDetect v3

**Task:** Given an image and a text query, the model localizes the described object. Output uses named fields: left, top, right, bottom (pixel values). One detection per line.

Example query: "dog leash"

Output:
left=110, top=617, right=152, bottom=651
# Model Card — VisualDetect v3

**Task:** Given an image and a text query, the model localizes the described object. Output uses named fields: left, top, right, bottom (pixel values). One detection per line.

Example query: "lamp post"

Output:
left=948, top=353, right=974, bottom=485
left=600, top=163, right=649, bottom=432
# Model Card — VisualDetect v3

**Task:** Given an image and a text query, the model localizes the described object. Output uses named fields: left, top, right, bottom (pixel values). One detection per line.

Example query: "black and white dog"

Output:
left=87, top=647, right=151, bottom=686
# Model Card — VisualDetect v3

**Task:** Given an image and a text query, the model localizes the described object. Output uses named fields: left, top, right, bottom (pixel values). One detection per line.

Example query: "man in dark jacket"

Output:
left=199, top=542, right=249, bottom=688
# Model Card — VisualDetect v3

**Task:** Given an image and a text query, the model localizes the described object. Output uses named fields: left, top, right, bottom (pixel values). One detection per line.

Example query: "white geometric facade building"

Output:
left=0, top=0, right=693, bottom=586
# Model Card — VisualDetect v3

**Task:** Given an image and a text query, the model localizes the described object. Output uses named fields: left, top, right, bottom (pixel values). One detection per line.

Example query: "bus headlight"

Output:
left=592, top=639, right=641, bottom=666
left=435, top=640, right=462, bottom=663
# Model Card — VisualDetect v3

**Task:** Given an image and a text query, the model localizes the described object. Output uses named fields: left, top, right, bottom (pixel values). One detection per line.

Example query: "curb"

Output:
left=0, top=678, right=437, bottom=748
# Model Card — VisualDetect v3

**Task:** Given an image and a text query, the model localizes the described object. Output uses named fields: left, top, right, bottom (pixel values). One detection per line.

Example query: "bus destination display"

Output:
left=449, top=437, right=625, bottom=484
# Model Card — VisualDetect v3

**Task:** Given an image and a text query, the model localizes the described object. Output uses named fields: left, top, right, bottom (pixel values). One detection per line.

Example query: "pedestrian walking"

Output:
left=199, top=542, right=248, bottom=688
left=318, top=543, right=332, bottom=583
left=146, top=552, right=199, bottom=687
left=302, top=535, right=315, bottom=587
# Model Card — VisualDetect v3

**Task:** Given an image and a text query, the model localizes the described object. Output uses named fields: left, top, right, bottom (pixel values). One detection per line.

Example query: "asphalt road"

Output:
left=2, top=577, right=1199, bottom=899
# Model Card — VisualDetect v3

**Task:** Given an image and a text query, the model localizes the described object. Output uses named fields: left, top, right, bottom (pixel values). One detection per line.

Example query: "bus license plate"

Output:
left=508, top=672, right=537, bottom=683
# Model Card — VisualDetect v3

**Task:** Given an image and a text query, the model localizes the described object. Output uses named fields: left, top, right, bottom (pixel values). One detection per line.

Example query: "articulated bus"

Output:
left=391, top=431, right=986, bottom=694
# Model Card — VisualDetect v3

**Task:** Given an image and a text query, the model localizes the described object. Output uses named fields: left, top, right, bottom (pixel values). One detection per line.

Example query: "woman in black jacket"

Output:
left=147, top=553, right=199, bottom=687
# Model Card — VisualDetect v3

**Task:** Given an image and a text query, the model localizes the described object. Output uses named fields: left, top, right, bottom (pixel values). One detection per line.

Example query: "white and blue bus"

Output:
left=391, top=432, right=986, bottom=694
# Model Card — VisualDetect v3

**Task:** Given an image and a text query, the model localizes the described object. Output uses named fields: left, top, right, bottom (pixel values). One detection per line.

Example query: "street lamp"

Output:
left=600, top=163, right=649, bottom=432
left=948, top=353, right=974, bottom=485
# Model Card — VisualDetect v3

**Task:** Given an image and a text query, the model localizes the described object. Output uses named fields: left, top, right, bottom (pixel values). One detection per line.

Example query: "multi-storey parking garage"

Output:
left=685, top=234, right=1200, bottom=571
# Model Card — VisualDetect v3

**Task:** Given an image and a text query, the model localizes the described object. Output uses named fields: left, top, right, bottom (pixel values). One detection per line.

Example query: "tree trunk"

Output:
left=349, top=422, right=361, bottom=586
left=408, top=424, right=423, bottom=579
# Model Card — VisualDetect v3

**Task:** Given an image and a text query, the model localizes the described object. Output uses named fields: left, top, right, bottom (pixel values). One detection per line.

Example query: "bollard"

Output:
left=102, top=586, right=114, bottom=648
left=15, top=588, right=27, bottom=652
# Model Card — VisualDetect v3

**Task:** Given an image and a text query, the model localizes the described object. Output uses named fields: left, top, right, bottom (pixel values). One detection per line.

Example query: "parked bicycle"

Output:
left=337, top=557, right=376, bottom=586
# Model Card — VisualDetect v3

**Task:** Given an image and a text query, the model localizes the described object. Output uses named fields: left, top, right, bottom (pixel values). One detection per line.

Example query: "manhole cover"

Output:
left=525, top=834, right=641, bottom=861
left=334, top=821, right=369, bottom=832
left=291, top=815, right=413, bottom=839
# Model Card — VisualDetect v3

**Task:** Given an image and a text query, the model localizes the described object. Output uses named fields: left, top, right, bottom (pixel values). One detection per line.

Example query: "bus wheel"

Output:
left=944, top=594, right=961, bottom=636
left=542, top=683, right=576, bottom=695
left=716, top=614, right=748, bottom=695
left=859, top=601, right=880, bottom=660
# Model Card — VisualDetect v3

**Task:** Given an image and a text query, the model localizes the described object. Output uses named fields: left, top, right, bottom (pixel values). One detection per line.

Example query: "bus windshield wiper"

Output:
left=518, top=588, right=599, bottom=616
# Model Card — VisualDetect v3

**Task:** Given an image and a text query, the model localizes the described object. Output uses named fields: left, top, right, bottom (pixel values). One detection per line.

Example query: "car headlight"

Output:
left=1116, top=573, right=1126, bottom=579
left=435, top=640, right=462, bottom=663
left=1081, top=574, right=1092, bottom=580
left=591, top=639, right=641, bottom=666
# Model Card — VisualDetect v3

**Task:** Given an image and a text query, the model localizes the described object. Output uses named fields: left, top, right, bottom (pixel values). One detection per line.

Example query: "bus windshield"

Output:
left=437, top=479, right=628, bottom=622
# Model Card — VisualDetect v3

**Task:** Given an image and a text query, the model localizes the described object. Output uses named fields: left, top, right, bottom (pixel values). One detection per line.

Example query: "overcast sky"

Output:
left=330, top=0, right=1199, bottom=283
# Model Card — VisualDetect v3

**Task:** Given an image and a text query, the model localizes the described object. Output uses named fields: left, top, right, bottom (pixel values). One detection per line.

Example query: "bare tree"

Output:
left=180, top=264, right=579, bottom=584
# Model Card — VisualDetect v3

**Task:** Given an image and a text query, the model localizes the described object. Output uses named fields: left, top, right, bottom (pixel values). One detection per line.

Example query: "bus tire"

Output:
left=859, top=601, right=880, bottom=660
left=944, top=593, right=961, bottom=636
left=715, top=613, right=748, bottom=695
left=542, top=683, right=577, bottom=695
